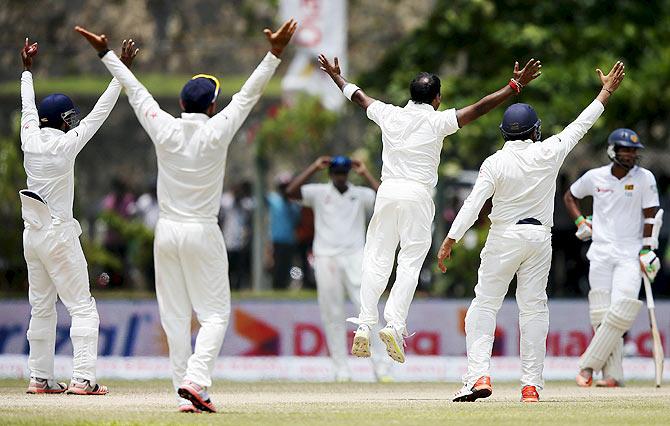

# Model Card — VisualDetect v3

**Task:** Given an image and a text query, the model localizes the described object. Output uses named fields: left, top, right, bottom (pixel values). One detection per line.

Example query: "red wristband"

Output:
left=509, top=78, right=522, bottom=93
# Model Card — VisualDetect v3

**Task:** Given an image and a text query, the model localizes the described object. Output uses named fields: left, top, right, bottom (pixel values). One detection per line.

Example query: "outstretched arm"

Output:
left=456, top=59, right=542, bottom=127
left=209, top=19, right=298, bottom=139
left=563, top=189, right=584, bottom=223
left=20, top=38, right=40, bottom=143
left=352, top=160, right=380, bottom=192
left=318, top=55, right=376, bottom=110
left=286, top=156, right=331, bottom=199
left=75, top=26, right=174, bottom=143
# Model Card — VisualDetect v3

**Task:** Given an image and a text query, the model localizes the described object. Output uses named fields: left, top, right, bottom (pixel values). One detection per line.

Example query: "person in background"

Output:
left=267, top=172, right=301, bottom=289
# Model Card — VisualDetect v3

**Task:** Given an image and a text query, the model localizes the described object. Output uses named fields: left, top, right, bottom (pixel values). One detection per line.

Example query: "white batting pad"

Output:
left=588, top=289, right=611, bottom=328
left=579, top=298, right=642, bottom=371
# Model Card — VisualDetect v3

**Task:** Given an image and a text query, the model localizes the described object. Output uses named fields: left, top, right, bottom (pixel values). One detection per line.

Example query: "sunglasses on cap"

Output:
left=191, top=74, right=221, bottom=104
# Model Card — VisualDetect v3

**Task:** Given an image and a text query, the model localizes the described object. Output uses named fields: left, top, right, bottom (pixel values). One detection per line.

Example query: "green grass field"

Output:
left=1, top=379, right=669, bottom=425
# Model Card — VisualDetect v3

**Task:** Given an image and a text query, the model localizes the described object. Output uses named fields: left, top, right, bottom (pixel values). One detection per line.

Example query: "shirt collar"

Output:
left=329, top=181, right=350, bottom=196
left=502, top=139, right=533, bottom=150
left=180, top=112, right=210, bottom=122
left=405, top=100, right=435, bottom=111
left=608, top=164, right=638, bottom=180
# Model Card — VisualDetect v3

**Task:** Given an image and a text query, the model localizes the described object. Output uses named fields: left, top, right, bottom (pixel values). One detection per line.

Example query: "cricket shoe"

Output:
left=575, top=371, right=593, bottom=387
left=178, top=396, right=201, bottom=413
left=453, top=376, right=492, bottom=402
left=66, top=378, right=109, bottom=395
left=595, top=377, right=621, bottom=388
left=178, top=380, right=217, bottom=413
left=26, top=377, right=67, bottom=394
left=351, top=324, right=371, bottom=358
left=378, top=325, right=407, bottom=363
left=521, top=385, right=539, bottom=402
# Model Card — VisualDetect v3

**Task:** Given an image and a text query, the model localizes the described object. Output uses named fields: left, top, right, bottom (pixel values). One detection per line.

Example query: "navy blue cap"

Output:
left=38, top=94, right=78, bottom=128
left=180, top=78, right=217, bottom=113
left=329, top=156, right=352, bottom=173
left=500, top=103, right=541, bottom=139
left=608, top=128, right=644, bottom=149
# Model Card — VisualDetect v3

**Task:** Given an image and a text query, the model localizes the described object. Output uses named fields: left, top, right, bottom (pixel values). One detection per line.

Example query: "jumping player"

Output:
left=565, top=129, right=660, bottom=387
left=20, top=37, right=137, bottom=395
left=318, top=54, right=542, bottom=364
left=76, top=20, right=297, bottom=413
left=437, top=61, right=625, bottom=402
left=286, top=156, right=392, bottom=381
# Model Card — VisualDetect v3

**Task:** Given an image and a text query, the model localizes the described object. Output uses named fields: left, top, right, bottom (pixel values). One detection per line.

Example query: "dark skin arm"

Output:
left=21, top=37, right=38, bottom=71
left=352, top=160, right=380, bottom=192
left=286, top=156, right=332, bottom=199
left=74, top=26, right=140, bottom=69
left=455, top=59, right=542, bottom=127
left=564, top=189, right=583, bottom=222
left=318, top=55, right=376, bottom=110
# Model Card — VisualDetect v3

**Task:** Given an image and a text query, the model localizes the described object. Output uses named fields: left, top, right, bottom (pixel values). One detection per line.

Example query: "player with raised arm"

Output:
left=286, top=156, right=392, bottom=381
left=437, top=61, right=625, bottom=402
left=318, top=54, right=542, bottom=365
left=565, top=129, right=660, bottom=388
left=20, top=37, right=137, bottom=396
left=76, top=20, right=297, bottom=413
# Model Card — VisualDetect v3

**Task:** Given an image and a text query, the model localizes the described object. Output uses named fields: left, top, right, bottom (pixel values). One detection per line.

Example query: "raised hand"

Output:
left=318, top=55, right=341, bottom=78
left=120, top=39, right=139, bottom=68
left=313, top=156, right=332, bottom=170
left=597, top=61, right=625, bottom=93
left=74, top=26, right=109, bottom=53
left=351, top=159, right=367, bottom=175
left=21, top=37, right=39, bottom=71
left=264, top=18, right=298, bottom=58
left=513, top=58, right=542, bottom=86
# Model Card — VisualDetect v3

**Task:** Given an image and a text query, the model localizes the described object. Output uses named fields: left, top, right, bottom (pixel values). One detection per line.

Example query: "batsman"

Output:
left=565, top=129, right=662, bottom=387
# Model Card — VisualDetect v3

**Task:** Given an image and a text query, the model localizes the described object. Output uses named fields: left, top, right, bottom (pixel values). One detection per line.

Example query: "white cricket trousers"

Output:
left=154, top=218, right=231, bottom=390
left=23, top=222, right=100, bottom=383
left=463, top=224, right=551, bottom=389
left=313, top=250, right=390, bottom=377
left=587, top=243, right=641, bottom=303
left=356, top=179, right=434, bottom=332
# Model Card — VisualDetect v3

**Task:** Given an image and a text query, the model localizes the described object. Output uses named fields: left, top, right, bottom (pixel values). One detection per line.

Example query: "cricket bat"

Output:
left=642, top=273, right=664, bottom=387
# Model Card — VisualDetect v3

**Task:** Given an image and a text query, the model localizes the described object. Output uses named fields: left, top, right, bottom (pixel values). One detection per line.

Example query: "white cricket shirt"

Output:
left=570, top=165, right=659, bottom=253
left=101, top=51, right=280, bottom=223
left=448, top=100, right=605, bottom=242
left=366, top=100, right=460, bottom=189
left=301, top=183, right=376, bottom=256
left=20, top=71, right=121, bottom=223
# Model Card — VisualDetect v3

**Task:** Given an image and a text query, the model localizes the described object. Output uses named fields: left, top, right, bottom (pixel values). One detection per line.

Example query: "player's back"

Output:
left=487, top=138, right=563, bottom=229
left=154, top=114, right=229, bottom=223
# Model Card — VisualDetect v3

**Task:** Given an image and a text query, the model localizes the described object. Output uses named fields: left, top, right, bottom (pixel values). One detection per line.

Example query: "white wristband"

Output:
left=644, top=218, right=656, bottom=225
left=342, top=83, right=361, bottom=101
left=643, top=237, right=658, bottom=248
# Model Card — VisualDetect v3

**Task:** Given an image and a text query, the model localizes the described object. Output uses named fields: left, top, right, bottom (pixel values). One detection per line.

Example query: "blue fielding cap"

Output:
left=608, top=128, right=644, bottom=149
left=500, top=103, right=541, bottom=138
left=38, top=94, right=78, bottom=127
left=330, top=156, right=352, bottom=173
left=180, top=77, right=217, bottom=113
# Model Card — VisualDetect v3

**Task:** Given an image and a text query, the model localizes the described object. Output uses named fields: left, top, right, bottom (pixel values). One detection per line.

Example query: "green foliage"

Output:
left=256, top=96, right=339, bottom=161
left=360, top=0, right=670, bottom=168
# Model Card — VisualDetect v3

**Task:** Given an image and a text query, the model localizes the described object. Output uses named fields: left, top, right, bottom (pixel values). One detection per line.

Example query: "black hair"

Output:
left=410, top=72, right=441, bottom=104
left=502, top=128, right=536, bottom=142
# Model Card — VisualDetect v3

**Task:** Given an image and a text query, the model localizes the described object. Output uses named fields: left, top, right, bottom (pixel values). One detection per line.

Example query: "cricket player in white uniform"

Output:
left=318, top=54, right=542, bottom=365
left=286, top=155, right=392, bottom=381
left=19, top=37, right=137, bottom=395
left=565, top=128, right=660, bottom=387
left=76, top=20, right=297, bottom=413
left=437, top=61, right=625, bottom=403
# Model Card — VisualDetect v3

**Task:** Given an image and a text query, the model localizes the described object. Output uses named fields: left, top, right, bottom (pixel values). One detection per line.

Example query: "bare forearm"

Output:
left=596, top=88, right=613, bottom=107
left=286, top=164, right=319, bottom=199
left=456, top=85, right=515, bottom=127
left=361, top=170, right=380, bottom=192
left=564, top=190, right=583, bottom=221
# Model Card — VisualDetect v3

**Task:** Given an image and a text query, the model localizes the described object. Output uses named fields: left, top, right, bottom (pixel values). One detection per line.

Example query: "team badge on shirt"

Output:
left=624, top=184, right=634, bottom=197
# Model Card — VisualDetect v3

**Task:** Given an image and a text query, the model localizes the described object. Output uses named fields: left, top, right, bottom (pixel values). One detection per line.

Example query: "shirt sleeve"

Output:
left=63, top=78, right=122, bottom=158
left=20, top=71, right=41, bottom=148
left=206, top=52, right=281, bottom=145
left=438, top=108, right=460, bottom=137
left=542, top=100, right=605, bottom=163
left=642, top=171, right=660, bottom=209
left=569, top=171, right=593, bottom=199
left=366, top=100, right=390, bottom=126
left=101, top=51, right=175, bottom=145
left=300, top=184, right=321, bottom=208
left=447, top=158, right=496, bottom=242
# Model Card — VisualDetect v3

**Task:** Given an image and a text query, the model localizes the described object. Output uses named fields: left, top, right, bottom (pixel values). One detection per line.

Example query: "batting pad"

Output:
left=588, top=289, right=611, bottom=328
left=579, top=297, right=642, bottom=371
left=602, top=338, right=624, bottom=382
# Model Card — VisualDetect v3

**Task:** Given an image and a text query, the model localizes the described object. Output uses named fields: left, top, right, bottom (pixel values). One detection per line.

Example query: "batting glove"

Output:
left=640, top=249, right=661, bottom=281
left=575, top=216, right=592, bottom=241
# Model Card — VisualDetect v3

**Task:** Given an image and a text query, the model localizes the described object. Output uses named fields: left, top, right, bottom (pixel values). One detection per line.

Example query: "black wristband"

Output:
left=602, top=88, right=612, bottom=95
left=97, top=48, right=110, bottom=58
